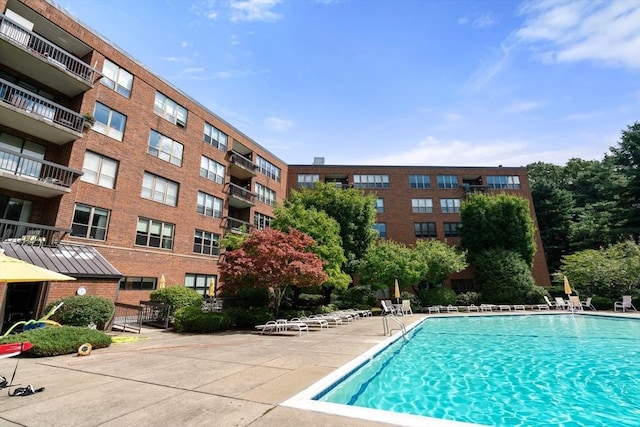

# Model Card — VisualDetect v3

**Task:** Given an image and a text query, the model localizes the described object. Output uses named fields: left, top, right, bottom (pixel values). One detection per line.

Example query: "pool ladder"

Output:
left=382, top=314, right=407, bottom=340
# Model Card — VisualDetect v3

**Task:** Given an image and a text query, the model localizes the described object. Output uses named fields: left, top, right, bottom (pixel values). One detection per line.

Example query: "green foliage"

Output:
left=298, top=292, right=324, bottom=306
left=608, top=122, right=640, bottom=239
left=474, top=249, right=536, bottom=303
left=173, top=306, right=231, bottom=333
left=413, top=240, right=468, bottom=286
left=150, top=286, right=203, bottom=312
left=456, top=291, right=482, bottom=305
left=226, top=286, right=270, bottom=309
left=0, top=326, right=111, bottom=357
left=359, top=240, right=423, bottom=291
left=591, top=295, right=615, bottom=311
left=335, top=286, right=377, bottom=309
left=288, top=182, right=378, bottom=275
left=400, top=290, right=421, bottom=312
left=46, top=296, right=114, bottom=329
left=461, top=193, right=536, bottom=267
left=417, top=287, right=457, bottom=306
left=524, top=286, right=550, bottom=305
left=223, top=307, right=273, bottom=328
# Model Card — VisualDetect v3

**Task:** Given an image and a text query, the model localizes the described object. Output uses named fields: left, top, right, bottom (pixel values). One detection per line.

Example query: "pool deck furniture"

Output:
left=555, top=297, right=571, bottom=310
left=544, top=296, right=556, bottom=309
left=467, top=304, right=479, bottom=312
left=291, top=316, right=329, bottom=330
left=582, top=297, right=596, bottom=311
left=311, top=313, right=343, bottom=326
left=255, top=320, right=278, bottom=335
left=427, top=306, right=440, bottom=314
left=499, top=305, right=512, bottom=311
left=614, top=295, right=637, bottom=312
left=275, top=319, right=309, bottom=335
left=512, top=305, right=526, bottom=311
left=569, top=296, right=583, bottom=311
left=446, top=305, right=459, bottom=313
left=401, top=300, right=413, bottom=315
left=535, top=304, right=550, bottom=310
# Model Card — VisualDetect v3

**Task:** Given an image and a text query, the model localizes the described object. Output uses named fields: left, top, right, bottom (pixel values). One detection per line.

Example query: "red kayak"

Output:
left=0, top=342, right=33, bottom=359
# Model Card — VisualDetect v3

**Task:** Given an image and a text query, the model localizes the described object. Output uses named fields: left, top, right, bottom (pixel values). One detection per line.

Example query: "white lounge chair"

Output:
left=499, top=305, right=511, bottom=312
left=446, top=305, right=459, bottom=313
left=512, top=305, right=525, bottom=311
left=381, top=300, right=400, bottom=316
left=275, top=319, right=309, bottom=335
left=581, top=297, right=596, bottom=311
left=427, top=306, right=440, bottom=314
left=255, top=321, right=278, bottom=335
left=401, top=299, right=413, bottom=315
left=543, top=296, right=556, bottom=309
left=555, top=297, right=570, bottom=310
left=467, top=304, right=479, bottom=312
left=569, top=296, right=583, bottom=311
left=291, top=316, right=328, bottom=330
left=614, top=295, right=637, bottom=312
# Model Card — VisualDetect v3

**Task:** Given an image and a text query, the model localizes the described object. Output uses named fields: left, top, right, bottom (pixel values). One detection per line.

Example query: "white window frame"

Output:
left=92, top=103, right=126, bottom=141
left=197, top=191, right=223, bottom=218
left=440, top=198, right=461, bottom=213
left=411, top=198, right=433, bottom=213
left=81, top=151, right=118, bottom=189
left=153, top=92, right=188, bottom=128
left=255, top=183, right=276, bottom=206
left=203, top=123, right=228, bottom=151
left=141, top=172, right=179, bottom=206
left=148, top=130, right=183, bottom=166
left=200, top=156, right=225, bottom=184
left=100, top=59, right=133, bottom=98
left=71, top=203, right=110, bottom=240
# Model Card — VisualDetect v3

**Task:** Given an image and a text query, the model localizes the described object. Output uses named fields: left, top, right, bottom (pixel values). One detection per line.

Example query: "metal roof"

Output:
left=0, top=243, right=121, bottom=279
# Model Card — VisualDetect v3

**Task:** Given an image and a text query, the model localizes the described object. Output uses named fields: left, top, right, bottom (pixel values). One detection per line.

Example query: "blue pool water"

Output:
left=316, top=315, right=640, bottom=427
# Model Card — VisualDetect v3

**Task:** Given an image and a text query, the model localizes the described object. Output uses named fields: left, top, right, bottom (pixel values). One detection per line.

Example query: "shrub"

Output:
left=400, top=290, right=421, bottom=312
left=336, top=286, right=377, bottom=309
left=150, top=286, right=202, bottom=312
left=225, top=307, right=273, bottom=328
left=524, top=286, right=550, bottom=304
left=46, top=296, right=114, bottom=329
left=474, top=249, right=536, bottom=303
left=417, top=288, right=457, bottom=306
left=298, top=293, right=324, bottom=307
left=0, top=326, right=111, bottom=357
left=232, top=286, right=270, bottom=309
left=591, top=295, right=614, bottom=310
left=456, top=291, right=482, bottom=306
left=173, top=306, right=231, bottom=333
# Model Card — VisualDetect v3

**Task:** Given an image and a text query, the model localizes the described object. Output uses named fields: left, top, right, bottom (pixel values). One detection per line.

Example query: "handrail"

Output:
left=382, top=314, right=407, bottom=340
left=0, top=147, right=82, bottom=187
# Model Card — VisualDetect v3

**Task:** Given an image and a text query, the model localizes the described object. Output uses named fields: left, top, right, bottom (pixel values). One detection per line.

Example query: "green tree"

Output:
left=413, top=239, right=467, bottom=289
left=272, top=201, right=350, bottom=304
left=288, top=183, right=378, bottom=276
left=474, top=249, right=537, bottom=303
left=358, top=240, right=424, bottom=293
left=608, top=122, right=640, bottom=239
left=460, top=193, right=536, bottom=266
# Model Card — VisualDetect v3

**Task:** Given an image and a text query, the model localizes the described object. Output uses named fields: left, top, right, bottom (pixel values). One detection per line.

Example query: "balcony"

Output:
left=462, top=184, right=488, bottom=196
left=0, top=219, right=71, bottom=248
left=224, top=217, right=253, bottom=234
left=0, top=14, right=97, bottom=97
left=228, top=151, right=257, bottom=180
left=0, top=79, right=84, bottom=144
left=0, top=148, right=82, bottom=198
left=227, top=183, right=256, bottom=209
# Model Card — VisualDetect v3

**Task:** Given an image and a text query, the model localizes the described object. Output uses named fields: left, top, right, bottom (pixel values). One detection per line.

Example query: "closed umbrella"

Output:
left=394, top=279, right=401, bottom=299
left=158, top=274, right=166, bottom=289
left=0, top=250, right=75, bottom=283
left=208, top=278, right=215, bottom=298
left=563, top=275, right=572, bottom=296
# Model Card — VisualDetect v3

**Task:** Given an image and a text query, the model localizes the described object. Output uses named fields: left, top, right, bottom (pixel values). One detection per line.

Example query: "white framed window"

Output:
left=373, top=223, right=387, bottom=238
left=185, top=273, right=217, bottom=297
left=197, top=191, right=223, bottom=218
left=409, top=175, right=430, bottom=189
left=354, top=174, right=389, bottom=189
left=148, top=130, right=183, bottom=166
left=437, top=175, right=458, bottom=189
left=414, top=222, right=437, bottom=238
left=297, top=174, right=319, bottom=188
left=254, top=212, right=273, bottom=230
left=193, top=230, right=220, bottom=255
left=375, top=198, right=385, bottom=213
left=141, top=172, right=179, bottom=206
left=444, top=222, right=462, bottom=237
left=71, top=204, right=110, bottom=240
left=154, top=92, right=188, bottom=128
left=255, top=183, right=276, bottom=206
left=487, top=175, right=521, bottom=189
left=256, top=156, right=281, bottom=181
left=81, top=151, right=118, bottom=189
left=100, top=59, right=133, bottom=98
left=411, top=198, right=433, bottom=213
left=440, top=198, right=461, bottom=213
left=92, top=102, right=126, bottom=141
left=200, top=156, right=225, bottom=184
left=203, top=123, right=228, bottom=151
left=135, top=217, right=174, bottom=249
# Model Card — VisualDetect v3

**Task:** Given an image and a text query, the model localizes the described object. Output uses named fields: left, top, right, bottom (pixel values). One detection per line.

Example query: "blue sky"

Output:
left=54, top=0, right=639, bottom=167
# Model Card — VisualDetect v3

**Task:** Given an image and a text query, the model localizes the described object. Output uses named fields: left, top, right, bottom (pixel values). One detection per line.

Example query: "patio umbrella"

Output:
left=563, top=275, right=572, bottom=296
left=158, top=274, right=166, bottom=289
left=208, top=278, right=215, bottom=297
left=394, top=279, right=401, bottom=299
left=0, top=250, right=75, bottom=283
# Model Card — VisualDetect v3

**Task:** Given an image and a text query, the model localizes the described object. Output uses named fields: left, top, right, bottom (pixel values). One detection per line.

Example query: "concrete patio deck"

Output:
left=1, top=310, right=637, bottom=426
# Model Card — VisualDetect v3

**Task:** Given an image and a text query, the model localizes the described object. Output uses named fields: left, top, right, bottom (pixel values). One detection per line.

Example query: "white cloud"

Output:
left=517, top=0, right=640, bottom=69
left=264, top=117, right=294, bottom=132
left=161, top=56, right=182, bottom=62
left=458, top=14, right=496, bottom=28
left=458, top=17, right=469, bottom=25
left=464, top=43, right=512, bottom=92
left=180, top=41, right=191, bottom=48
left=503, top=101, right=544, bottom=113
left=230, top=0, right=282, bottom=23
left=182, top=67, right=205, bottom=73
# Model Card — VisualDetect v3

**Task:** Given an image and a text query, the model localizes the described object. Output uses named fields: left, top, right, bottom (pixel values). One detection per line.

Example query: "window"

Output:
left=412, top=198, right=433, bottom=213
left=254, top=212, right=273, bottom=230
left=354, top=174, right=389, bottom=189
left=437, top=175, right=458, bottom=189
left=414, top=222, right=436, bottom=238
left=81, top=151, right=118, bottom=189
left=200, top=156, right=225, bottom=184
left=487, top=175, right=521, bottom=189
left=375, top=198, right=385, bottom=213
left=256, top=156, right=281, bottom=181
left=92, top=102, right=126, bottom=141
left=100, top=59, right=133, bottom=98
left=148, top=130, right=183, bottom=166
left=203, top=123, right=227, bottom=151
left=297, top=174, right=319, bottom=188
left=193, top=230, right=220, bottom=255
left=0, top=132, right=45, bottom=178
left=141, top=172, right=178, bottom=206
left=185, top=273, right=217, bottom=297
left=409, top=174, right=430, bottom=189
left=373, top=223, right=387, bottom=238
left=71, top=204, right=110, bottom=240
left=154, top=92, right=187, bottom=128
left=440, top=198, right=461, bottom=213
left=451, top=279, right=477, bottom=292
left=135, top=218, right=174, bottom=249
left=444, top=222, right=462, bottom=237
left=197, top=191, right=223, bottom=218
left=119, top=276, right=156, bottom=291
left=255, top=183, right=276, bottom=206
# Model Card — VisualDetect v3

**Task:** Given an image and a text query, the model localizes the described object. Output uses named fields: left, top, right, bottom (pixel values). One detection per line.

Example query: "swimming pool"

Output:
left=283, top=314, right=640, bottom=427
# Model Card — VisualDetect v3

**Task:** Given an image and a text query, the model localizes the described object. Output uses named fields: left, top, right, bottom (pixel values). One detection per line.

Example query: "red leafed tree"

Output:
left=219, top=228, right=327, bottom=316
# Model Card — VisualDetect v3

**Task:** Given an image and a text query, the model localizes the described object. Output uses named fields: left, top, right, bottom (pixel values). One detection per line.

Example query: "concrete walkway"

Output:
left=0, top=315, right=414, bottom=427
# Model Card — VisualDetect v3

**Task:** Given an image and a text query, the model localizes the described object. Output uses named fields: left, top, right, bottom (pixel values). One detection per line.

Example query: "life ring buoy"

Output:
left=77, top=343, right=92, bottom=356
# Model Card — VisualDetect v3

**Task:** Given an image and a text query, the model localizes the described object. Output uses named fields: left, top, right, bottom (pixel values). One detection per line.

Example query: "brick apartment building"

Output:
left=287, top=163, right=551, bottom=289
left=0, top=0, right=286, bottom=331
left=0, top=0, right=550, bottom=331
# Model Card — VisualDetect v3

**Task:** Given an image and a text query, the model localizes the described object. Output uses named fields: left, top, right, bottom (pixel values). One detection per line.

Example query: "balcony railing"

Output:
left=0, top=15, right=96, bottom=85
left=462, top=184, right=488, bottom=194
left=0, top=78, right=85, bottom=133
left=0, top=147, right=81, bottom=188
left=0, top=219, right=71, bottom=248
left=225, top=217, right=253, bottom=234
left=227, top=183, right=256, bottom=203
left=229, top=152, right=257, bottom=172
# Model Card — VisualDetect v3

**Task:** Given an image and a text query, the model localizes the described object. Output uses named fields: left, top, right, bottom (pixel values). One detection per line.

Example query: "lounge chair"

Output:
left=467, top=304, right=479, bottom=312
left=291, top=316, right=328, bottom=330
left=512, top=304, right=525, bottom=311
left=581, top=297, right=596, bottom=311
left=555, top=297, right=570, bottom=310
left=255, top=320, right=278, bottom=335
left=614, top=295, right=637, bottom=312
left=401, top=299, right=413, bottom=315
left=427, top=306, right=440, bottom=314
left=311, top=313, right=343, bottom=326
left=543, top=296, right=556, bottom=309
left=569, top=296, right=583, bottom=311
left=499, top=305, right=511, bottom=312
left=480, top=304, right=494, bottom=312
left=446, top=305, right=459, bottom=313
left=275, top=319, right=309, bottom=335
left=381, top=300, right=401, bottom=316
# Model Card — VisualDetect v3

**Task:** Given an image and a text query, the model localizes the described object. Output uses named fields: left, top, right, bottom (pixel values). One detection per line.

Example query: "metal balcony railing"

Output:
left=227, top=183, right=256, bottom=203
left=0, top=79, right=85, bottom=133
left=225, top=217, right=253, bottom=234
left=229, top=152, right=257, bottom=172
left=462, top=184, right=488, bottom=194
left=0, top=148, right=81, bottom=188
left=0, top=15, right=96, bottom=85
left=0, top=219, right=71, bottom=247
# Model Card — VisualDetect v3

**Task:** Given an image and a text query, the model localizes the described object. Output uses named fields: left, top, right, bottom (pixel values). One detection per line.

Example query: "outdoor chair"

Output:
left=581, top=297, right=596, bottom=311
left=467, top=304, right=479, bottom=312
left=543, top=296, right=556, bottom=309
left=569, top=296, right=583, bottom=311
left=401, top=299, right=413, bottom=315
left=613, top=295, right=637, bottom=312
left=555, top=297, right=570, bottom=310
